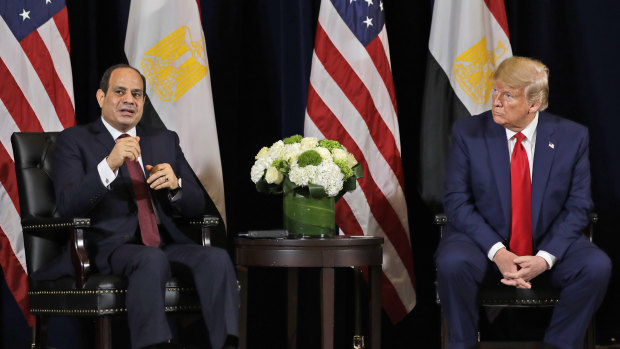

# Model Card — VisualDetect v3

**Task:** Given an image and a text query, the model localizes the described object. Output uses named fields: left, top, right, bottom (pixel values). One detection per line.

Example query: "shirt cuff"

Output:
left=97, top=158, right=117, bottom=188
left=536, top=250, right=557, bottom=269
left=487, top=242, right=506, bottom=261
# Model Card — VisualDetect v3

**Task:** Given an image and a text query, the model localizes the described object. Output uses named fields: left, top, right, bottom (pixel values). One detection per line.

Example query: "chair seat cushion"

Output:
left=478, top=272, right=560, bottom=307
left=29, top=274, right=201, bottom=316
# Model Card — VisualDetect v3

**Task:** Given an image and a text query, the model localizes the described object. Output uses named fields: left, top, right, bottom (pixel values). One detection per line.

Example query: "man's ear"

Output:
left=96, top=89, right=105, bottom=108
left=529, top=100, right=541, bottom=114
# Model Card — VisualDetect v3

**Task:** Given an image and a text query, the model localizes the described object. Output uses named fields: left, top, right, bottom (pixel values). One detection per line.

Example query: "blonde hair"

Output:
left=493, top=56, right=549, bottom=110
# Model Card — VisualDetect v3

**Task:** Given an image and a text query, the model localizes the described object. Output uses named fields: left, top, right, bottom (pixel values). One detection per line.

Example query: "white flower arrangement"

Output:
left=250, top=135, right=363, bottom=199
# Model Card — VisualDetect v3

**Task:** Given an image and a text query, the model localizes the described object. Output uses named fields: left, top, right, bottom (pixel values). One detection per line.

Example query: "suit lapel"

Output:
left=531, top=113, right=555, bottom=237
left=486, top=118, right=511, bottom=229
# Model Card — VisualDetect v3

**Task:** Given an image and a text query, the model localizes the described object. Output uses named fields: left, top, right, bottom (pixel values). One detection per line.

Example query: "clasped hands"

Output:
left=493, top=248, right=549, bottom=289
left=106, top=135, right=179, bottom=190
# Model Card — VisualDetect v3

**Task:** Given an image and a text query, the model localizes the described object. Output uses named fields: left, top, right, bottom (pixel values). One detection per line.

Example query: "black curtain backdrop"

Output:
left=2, top=1, right=620, bottom=348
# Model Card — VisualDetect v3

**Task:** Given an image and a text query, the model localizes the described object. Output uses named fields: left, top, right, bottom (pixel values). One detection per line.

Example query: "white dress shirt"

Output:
left=487, top=112, right=557, bottom=269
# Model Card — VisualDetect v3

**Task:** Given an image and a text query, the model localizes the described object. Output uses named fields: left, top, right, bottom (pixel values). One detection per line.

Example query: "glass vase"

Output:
left=283, top=192, right=335, bottom=238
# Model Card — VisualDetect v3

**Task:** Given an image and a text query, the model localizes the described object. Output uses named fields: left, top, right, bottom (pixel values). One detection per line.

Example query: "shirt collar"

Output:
left=505, top=111, right=539, bottom=142
left=101, top=117, right=137, bottom=140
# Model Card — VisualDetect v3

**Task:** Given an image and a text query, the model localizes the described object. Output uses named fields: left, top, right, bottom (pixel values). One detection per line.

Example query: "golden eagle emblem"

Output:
left=141, top=26, right=208, bottom=102
left=453, top=37, right=506, bottom=105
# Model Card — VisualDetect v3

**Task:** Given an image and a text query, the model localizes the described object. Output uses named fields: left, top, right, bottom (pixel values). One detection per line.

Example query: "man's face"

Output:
left=491, top=80, right=539, bottom=132
left=96, top=67, right=145, bottom=132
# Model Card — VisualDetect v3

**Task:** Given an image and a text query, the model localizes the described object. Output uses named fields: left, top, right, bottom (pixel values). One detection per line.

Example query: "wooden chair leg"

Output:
left=96, top=316, right=112, bottom=349
left=32, top=315, right=48, bottom=349
left=440, top=313, right=449, bottom=349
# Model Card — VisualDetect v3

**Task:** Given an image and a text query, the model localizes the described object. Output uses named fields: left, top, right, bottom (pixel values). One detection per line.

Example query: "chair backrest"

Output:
left=11, top=132, right=65, bottom=274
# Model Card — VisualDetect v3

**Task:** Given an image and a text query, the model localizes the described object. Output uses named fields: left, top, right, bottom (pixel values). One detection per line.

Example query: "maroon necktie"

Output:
left=118, top=134, right=160, bottom=247
left=509, top=132, right=532, bottom=256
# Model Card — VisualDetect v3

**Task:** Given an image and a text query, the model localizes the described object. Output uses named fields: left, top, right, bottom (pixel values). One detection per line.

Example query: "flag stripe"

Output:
left=365, top=35, right=398, bottom=117
left=0, top=146, right=19, bottom=215
left=313, top=24, right=405, bottom=189
left=0, top=59, right=44, bottom=132
left=52, top=7, right=71, bottom=53
left=306, top=84, right=414, bottom=282
left=335, top=199, right=364, bottom=236
left=0, top=226, right=30, bottom=324
left=484, top=0, right=510, bottom=37
left=20, top=30, right=75, bottom=129
left=0, top=100, right=21, bottom=160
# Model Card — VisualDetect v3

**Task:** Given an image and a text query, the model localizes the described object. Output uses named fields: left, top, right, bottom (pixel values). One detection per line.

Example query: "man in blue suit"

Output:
left=52, top=64, right=238, bottom=349
left=435, top=56, right=611, bottom=349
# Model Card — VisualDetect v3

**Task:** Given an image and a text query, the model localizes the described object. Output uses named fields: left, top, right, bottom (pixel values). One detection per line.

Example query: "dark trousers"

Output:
left=435, top=236, right=611, bottom=349
left=109, top=243, right=239, bottom=349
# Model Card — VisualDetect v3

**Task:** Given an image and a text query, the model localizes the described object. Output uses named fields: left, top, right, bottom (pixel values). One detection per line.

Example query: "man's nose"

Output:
left=121, top=91, right=135, bottom=104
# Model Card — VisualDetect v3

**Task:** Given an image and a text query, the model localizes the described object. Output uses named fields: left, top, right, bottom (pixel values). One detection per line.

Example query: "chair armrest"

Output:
left=175, top=215, right=220, bottom=247
left=22, top=216, right=91, bottom=288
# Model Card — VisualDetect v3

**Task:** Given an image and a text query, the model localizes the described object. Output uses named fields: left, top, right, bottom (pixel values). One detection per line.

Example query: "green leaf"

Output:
left=352, top=163, right=363, bottom=179
left=308, top=183, right=327, bottom=199
left=255, top=177, right=283, bottom=194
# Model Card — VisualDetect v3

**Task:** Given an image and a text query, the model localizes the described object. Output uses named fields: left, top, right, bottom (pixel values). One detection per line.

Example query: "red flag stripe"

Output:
left=0, top=145, right=19, bottom=214
left=20, top=31, right=75, bottom=129
left=365, top=35, right=399, bottom=118
left=0, top=59, right=44, bottom=132
left=313, top=24, right=405, bottom=190
left=307, top=85, right=414, bottom=281
left=52, top=7, right=71, bottom=53
left=0, top=225, right=32, bottom=325
left=484, top=0, right=510, bottom=39
left=335, top=199, right=364, bottom=236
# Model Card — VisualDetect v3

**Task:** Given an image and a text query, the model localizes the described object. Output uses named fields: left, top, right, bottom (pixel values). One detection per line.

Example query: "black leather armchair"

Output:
left=435, top=213, right=596, bottom=349
left=11, top=131, right=221, bottom=349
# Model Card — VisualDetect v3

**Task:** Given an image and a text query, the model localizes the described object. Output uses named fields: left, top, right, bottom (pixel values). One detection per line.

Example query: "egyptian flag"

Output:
left=419, top=0, right=512, bottom=209
left=124, top=0, right=226, bottom=227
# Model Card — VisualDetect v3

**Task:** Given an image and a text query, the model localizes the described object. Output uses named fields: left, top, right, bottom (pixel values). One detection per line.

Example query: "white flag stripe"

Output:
left=38, top=19, right=75, bottom=108
left=0, top=18, right=63, bottom=132
left=308, top=55, right=409, bottom=234
left=429, top=0, right=512, bottom=116
left=0, top=100, right=20, bottom=160
left=342, top=189, right=416, bottom=305
left=319, top=1, right=399, bottom=135
left=0, top=185, right=27, bottom=271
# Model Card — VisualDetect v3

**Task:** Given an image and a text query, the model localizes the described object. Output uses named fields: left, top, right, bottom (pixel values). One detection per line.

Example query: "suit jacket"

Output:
left=442, top=110, right=593, bottom=262
left=39, top=118, right=207, bottom=278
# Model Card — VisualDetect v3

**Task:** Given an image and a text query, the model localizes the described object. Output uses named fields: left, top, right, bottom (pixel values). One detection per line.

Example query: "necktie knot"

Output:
left=118, top=133, right=130, bottom=140
left=514, top=132, right=525, bottom=143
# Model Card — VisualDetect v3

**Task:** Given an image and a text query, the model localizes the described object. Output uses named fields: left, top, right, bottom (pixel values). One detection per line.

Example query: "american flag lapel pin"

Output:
left=548, top=141, right=555, bottom=149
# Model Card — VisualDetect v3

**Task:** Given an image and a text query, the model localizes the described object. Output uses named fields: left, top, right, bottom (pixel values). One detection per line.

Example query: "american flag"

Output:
left=304, top=0, right=415, bottom=322
left=0, top=0, right=75, bottom=325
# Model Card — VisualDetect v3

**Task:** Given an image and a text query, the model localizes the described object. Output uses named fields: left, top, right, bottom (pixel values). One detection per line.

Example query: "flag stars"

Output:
left=363, top=16, right=373, bottom=28
left=350, top=0, right=356, bottom=3
left=380, top=1, right=384, bottom=11
left=46, top=0, right=52, bottom=4
left=365, top=0, right=373, bottom=6
left=19, top=9, right=31, bottom=21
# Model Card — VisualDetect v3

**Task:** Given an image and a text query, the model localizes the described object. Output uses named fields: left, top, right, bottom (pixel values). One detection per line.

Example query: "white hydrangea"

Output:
left=314, top=158, right=344, bottom=196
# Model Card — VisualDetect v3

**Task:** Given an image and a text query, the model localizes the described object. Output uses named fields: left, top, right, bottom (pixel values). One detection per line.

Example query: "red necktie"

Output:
left=118, top=134, right=160, bottom=247
left=509, top=132, right=532, bottom=256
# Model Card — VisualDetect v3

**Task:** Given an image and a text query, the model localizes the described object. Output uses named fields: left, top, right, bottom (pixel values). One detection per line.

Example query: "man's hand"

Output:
left=107, top=136, right=141, bottom=171
left=502, top=255, right=548, bottom=287
left=145, top=163, right=179, bottom=190
left=493, top=248, right=531, bottom=289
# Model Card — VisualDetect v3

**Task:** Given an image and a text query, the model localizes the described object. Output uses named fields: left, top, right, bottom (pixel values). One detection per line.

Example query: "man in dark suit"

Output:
left=52, top=64, right=238, bottom=349
left=435, top=56, right=611, bottom=349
